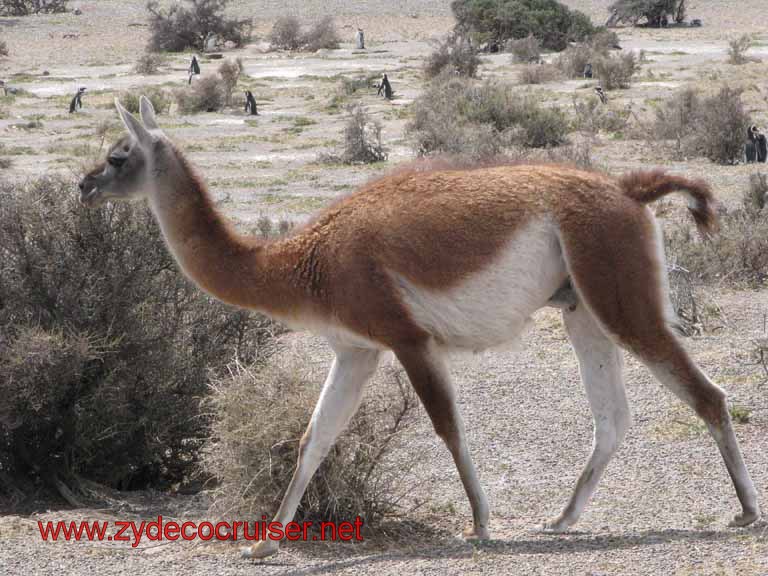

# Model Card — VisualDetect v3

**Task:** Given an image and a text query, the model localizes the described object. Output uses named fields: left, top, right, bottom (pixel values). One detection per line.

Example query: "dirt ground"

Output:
left=1, top=1, right=767, bottom=575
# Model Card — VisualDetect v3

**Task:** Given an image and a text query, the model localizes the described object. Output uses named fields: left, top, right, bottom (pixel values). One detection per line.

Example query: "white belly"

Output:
left=391, top=219, right=567, bottom=351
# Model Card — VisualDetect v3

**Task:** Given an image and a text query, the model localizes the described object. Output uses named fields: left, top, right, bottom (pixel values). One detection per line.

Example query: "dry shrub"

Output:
left=744, top=172, right=768, bottom=211
left=519, top=64, right=561, bottom=85
left=509, top=34, right=541, bottom=63
left=555, top=43, right=595, bottom=78
left=652, top=87, right=700, bottom=145
left=146, top=0, right=251, bottom=52
left=728, top=34, right=753, bottom=65
left=0, top=176, right=276, bottom=503
left=407, top=74, right=570, bottom=159
left=268, top=16, right=302, bottom=50
left=691, top=86, right=750, bottom=165
left=589, top=29, right=621, bottom=51
left=301, top=16, right=340, bottom=52
left=0, top=0, right=68, bottom=15
left=594, top=51, right=638, bottom=89
left=652, top=86, right=750, bottom=164
left=321, top=104, right=387, bottom=164
left=218, top=58, right=243, bottom=105
left=572, top=96, right=629, bottom=134
left=424, top=34, right=481, bottom=79
left=268, top=16, right=339, bottom=52
left=665, top=177, right=768, bottom=286
left=551, top=140, right=594, bottom=170
left=340, top=73, right=380, bottom=96
left=176, top=74, right=224, bottom=113
left=119, top=87, right=171, bottom=115
left=134, top=52, right=165, bottom=75
left=202, top=347, right=419, bottom=525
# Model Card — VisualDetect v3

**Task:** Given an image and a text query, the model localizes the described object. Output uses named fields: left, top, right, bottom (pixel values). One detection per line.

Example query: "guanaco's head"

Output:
left=79, top=96, right=165, bottom=207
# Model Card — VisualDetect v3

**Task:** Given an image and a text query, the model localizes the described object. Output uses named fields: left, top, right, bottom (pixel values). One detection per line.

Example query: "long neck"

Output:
left=147, top=146, right=302, bottom=316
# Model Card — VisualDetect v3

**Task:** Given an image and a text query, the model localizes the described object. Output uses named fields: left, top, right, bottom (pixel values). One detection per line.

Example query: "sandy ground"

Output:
left=1, top=1, right=768, bottom=575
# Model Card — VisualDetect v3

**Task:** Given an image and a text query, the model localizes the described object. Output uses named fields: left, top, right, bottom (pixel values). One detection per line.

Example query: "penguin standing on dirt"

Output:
left=244, top=90, right=258, bottom=115
left=377, top=73, right=393, bottom=100
left=583, top=63, right=593, bottom=79
left=69, top=87, right=86, bottom=113
left=188, top=55, right=201, bottom=85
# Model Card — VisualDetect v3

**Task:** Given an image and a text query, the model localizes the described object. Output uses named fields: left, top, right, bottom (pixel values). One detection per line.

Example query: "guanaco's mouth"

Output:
left=79, top=181, right=102, bottom=207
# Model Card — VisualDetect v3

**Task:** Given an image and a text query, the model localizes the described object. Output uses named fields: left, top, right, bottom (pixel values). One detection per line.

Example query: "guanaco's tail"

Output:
left=618, top=170, right=718, bottom=235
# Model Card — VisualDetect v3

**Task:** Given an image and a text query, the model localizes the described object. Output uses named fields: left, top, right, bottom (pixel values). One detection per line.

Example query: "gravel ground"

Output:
left=2, top=1, right=768, bottom=575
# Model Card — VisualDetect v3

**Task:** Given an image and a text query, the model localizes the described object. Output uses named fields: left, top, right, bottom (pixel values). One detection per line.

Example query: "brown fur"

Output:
left=619, top=169, right=718, bottom=235
left=145, top=156, right=717, bottom=356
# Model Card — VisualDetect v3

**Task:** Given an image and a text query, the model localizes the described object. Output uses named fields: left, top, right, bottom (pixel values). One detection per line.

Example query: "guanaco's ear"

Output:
left=139, top=95, right=160, bottom=131
left=115, top=97, right=153, bottom=147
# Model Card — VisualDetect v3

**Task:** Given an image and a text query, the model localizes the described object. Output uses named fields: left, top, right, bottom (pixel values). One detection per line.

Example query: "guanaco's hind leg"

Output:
left=644, top=349, right=760, bottom=526
left=543, top=302, right=630, bottom=532
left=394, top=341, right=490, bottom=540
left=560, top=206, right=760, bottom=527
left=242, top=345, right=380, bottom=559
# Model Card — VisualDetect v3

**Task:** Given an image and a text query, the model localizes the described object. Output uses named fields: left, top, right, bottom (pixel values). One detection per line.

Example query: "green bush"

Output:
left=608, top=0, right=686, bottom=27
left=0, top=177, right=276, bottom=503
left=0, top=0, right=68, bottom=15
left=451, top=0, right=599, bottom=51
